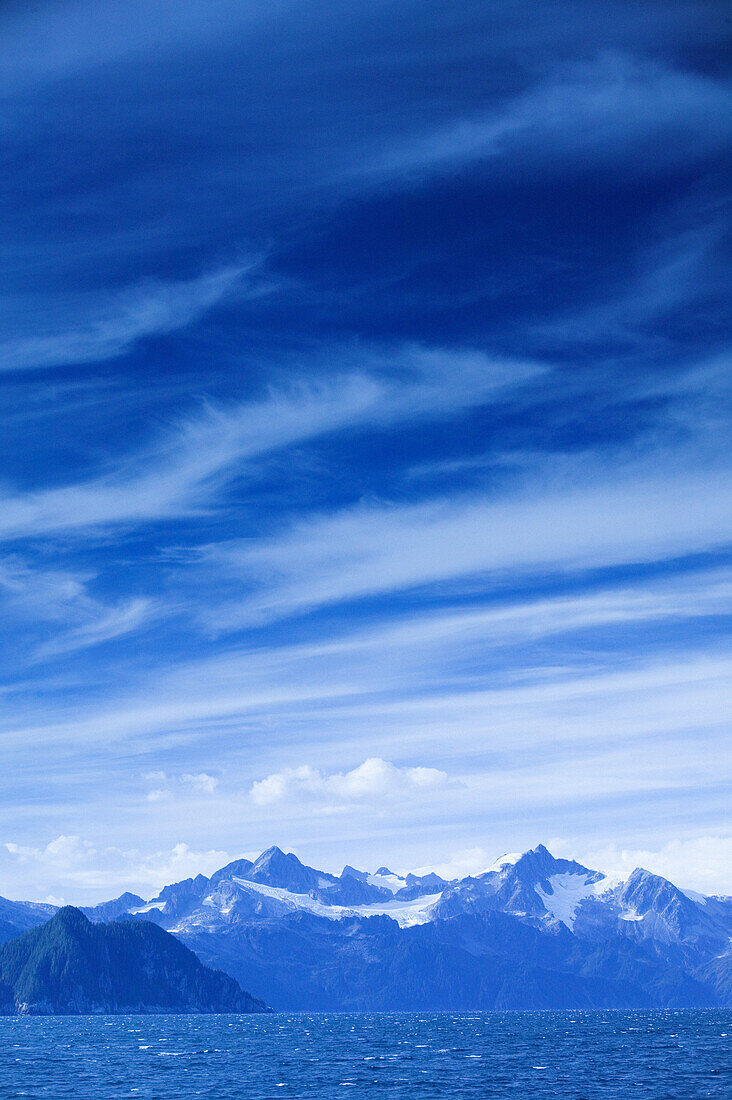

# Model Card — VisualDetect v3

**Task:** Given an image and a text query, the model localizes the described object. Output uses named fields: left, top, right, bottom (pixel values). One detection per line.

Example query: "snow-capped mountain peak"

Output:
left=2, top=843, right=730, bottom=1012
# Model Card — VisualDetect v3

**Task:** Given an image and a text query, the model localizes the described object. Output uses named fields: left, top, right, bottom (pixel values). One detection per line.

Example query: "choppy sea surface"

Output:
left=0, top=1010, right=729, bottom=1098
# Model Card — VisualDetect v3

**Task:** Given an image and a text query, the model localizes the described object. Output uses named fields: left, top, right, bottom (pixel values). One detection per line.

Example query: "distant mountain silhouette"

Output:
left=0, top=907, right=270, bottom=1015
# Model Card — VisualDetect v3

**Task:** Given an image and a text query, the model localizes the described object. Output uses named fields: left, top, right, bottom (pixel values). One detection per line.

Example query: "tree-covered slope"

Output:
left=0, top=907, right=270, bottom=1015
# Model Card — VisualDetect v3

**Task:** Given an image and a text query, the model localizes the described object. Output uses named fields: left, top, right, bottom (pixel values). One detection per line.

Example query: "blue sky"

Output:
left=0, top=0, right=730, bottom=903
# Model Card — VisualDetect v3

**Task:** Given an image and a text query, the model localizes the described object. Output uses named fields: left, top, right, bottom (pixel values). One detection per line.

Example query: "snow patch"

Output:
left=536, top=872, right=616, bottom=930
left=202, top=896, right=234, bottom=915
left=231, top=876, right=440, bottom=927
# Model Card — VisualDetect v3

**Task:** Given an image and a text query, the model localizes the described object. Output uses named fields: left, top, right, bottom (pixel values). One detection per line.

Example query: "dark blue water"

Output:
left=0, top=1010, right=728, bottom=1098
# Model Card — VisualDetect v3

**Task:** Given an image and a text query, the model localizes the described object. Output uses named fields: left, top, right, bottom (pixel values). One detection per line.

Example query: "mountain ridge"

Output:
left=2, top=844, right=730, bottom=1011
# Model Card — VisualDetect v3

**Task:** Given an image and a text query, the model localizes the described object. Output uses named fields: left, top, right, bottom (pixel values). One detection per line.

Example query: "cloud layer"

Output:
left=0, top=0, right=729, bottom=901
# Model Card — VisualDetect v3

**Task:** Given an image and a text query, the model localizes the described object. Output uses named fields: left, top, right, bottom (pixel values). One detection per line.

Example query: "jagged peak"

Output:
left=151, top=873, right=210, bottom=903
left=517, top=844, right=594, bottom=876
left=405, top=871, right=445, bottom=886
left=209, top=857, right=254, bottom=887
left=477, top=845, right=598, bottom=888
left=341, top=865, right=368, bottom=882
left=246, top=846, right=338, bottom=893
left=522, top=844, right=560, bottom=865
left=624, top=867, right=677, bottom=891
left=627, top=866, right=658, bottom=882
left=621, top=866, right=692, bottom=905
left=254, top=845, right=291, bottom=867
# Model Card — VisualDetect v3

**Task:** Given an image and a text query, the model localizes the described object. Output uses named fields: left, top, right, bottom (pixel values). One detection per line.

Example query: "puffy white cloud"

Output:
left=131, top=841, right=231, bottom=890
left=6, top=834, right=96, bottom=867
left=250, top=757, right=447, bottom=806
left=2, top=836, right=230, bottom=903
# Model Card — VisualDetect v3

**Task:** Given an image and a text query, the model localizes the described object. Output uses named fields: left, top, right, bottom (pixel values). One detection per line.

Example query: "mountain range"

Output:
left=1, top=845, right=730, bottom=1010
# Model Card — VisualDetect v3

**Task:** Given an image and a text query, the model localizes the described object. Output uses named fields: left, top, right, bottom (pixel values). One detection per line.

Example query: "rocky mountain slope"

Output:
left=0, top=896, right=56, bottom=946
left=0, top=906, right=270, bottom=1015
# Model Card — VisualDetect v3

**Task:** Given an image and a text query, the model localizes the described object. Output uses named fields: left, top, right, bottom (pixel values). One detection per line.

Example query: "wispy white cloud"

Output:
left=204, top=566, right=732, bottom=657
left=0, top=556, right=160, bottom=664
left=2, top=2, right=728, bottom=906
left=0, top=0, right=278, bottom=92
left=32, top=598, right=159, bottom=662
left=0, top=264, right=253, bottom=372
left=0, top=345, right=538, bottom=541
left=364, top=53, right=732, bottom=180
left=0, top=557, right=91, bottom=620
left=141, top=771, right=218, bottom=802
left=181, top=772, right=218, bottom=793
left=533, top=222, right=728, bottom=348
left=3, top=567, right=730, bottom=755
left=202, top=461, right=732, bottom=627
left=0, top=582, right=728, bottom=894
left=1, top=636, right=728, bottom=896
left=0, top=379, right=373, bottom=538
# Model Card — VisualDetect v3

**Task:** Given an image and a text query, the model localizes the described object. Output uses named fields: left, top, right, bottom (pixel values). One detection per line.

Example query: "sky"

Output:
left=0, top=0, right=730, bottom=904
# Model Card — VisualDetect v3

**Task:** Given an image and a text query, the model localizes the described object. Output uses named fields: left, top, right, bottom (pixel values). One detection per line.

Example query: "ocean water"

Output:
left=0, top=1010, right=728, bottom=1098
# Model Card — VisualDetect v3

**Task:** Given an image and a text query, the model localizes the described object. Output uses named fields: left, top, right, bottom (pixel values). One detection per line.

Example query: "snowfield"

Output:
left=224, top=878, right=443, bottom=927
left=536, top=872, right=619, bottom=930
